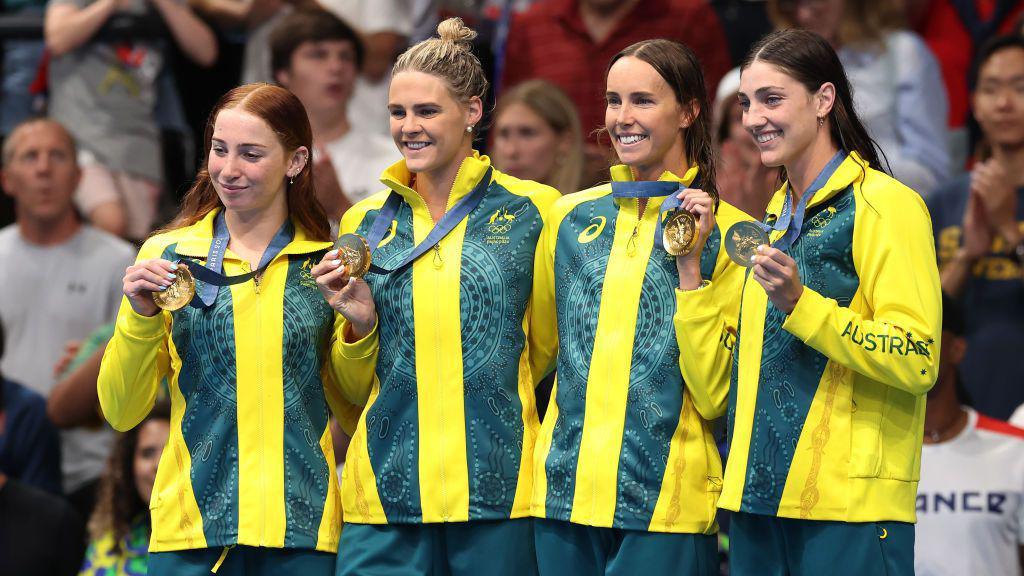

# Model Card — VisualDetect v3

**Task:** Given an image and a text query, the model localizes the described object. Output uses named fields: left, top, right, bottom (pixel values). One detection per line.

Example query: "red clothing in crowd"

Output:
left=501, top=0, right=731, bottom=143
left=917, top=0, right=1024, bottom=129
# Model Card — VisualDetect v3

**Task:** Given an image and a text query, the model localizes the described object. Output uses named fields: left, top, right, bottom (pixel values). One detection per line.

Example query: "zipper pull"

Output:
left=433, top=243, right=443, bottom=268
left=627, top=225, right=639, bottom=256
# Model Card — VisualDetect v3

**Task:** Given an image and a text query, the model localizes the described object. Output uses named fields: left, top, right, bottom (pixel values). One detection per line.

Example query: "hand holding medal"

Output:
left=312, top=233, right=377, bottom=340
left=667, top=188, right=717, bottom=258
left=122, top=258, right=192, bottom=317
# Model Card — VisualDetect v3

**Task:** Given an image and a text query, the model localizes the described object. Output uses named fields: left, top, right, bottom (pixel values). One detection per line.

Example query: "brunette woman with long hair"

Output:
left=98, top=83, right=359, bottom=575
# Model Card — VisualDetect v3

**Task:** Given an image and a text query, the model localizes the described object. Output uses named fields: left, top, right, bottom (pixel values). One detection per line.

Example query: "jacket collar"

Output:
left=765, top=151, right=866, bottom=221
left=379, top=151, right=494, bottom=212
left=609, top=163, right=699, bottom=215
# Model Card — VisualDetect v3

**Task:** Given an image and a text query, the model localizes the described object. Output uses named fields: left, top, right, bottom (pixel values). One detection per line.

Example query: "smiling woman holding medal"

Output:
left=98, top=83, right=361, bottom=576
left=526, top=39, right=751, bottom=575
left=310, top=17, right=559, bottom=576
left=676, top=29, right=942, bottom=575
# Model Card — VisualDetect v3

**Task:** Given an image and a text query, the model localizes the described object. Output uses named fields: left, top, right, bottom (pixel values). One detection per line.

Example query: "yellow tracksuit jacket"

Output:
left=98, top=209, right=360, bottom=553
left=333, top=153, right=560, bottom=525
left=529, top=164, right=750, bottom=533
left=677, top=152, right=942, bottom=523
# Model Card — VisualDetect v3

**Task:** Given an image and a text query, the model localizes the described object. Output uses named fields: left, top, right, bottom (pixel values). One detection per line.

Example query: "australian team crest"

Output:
left=486, top=204, right=528, bottom=245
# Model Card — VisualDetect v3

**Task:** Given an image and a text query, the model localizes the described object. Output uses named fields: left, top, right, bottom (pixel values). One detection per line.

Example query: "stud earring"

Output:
left=466, top=125, right=474, bottom=133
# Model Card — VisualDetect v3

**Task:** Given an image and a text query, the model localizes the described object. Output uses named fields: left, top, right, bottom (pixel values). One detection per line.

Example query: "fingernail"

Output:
left=750, top=255, right=757, bottom=263
left=159, top=285, right=168, bottom=291
left=170, top=263, right=179, bottom=270
left=327, top=250, right=338, bottom=258
left=331, top=259, right=342, bottom=266
left=167, top=273, right=176, bottom=280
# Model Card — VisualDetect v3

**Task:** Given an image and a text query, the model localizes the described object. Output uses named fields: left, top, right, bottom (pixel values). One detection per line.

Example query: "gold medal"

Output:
left=725, top=221, right=770, bottom=267
left=152, top=264, right=196, bottom=311
left=335, top=233, right=372, bottom=278
left=663, top=210, right=698, bottom=256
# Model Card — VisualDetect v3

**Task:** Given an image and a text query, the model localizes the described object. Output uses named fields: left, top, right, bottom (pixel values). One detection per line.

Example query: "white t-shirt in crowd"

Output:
left=322, top=130, right=402, bottom=205
left=915, top=408, right=1024, bottom=576
left=0, top=224, right=135, bottom=492
left=1010, top=404, right=1024, bottom=429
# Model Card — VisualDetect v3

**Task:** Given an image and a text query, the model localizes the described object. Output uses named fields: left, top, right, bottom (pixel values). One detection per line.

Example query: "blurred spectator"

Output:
left=0, top=374, right=63, bottom=495
left=502, top=0, right=731, bottom=186
left=78, top=401, right=170, bottom=576
left=492, top=79, right=583, bottom=194
left=713, top=67, right=777, bottom=219
left=270, top=8, right=400, bottom=225
left=48, top=322, right=115, bottom=430
left=915, top=294, right=1024, bottom=576
left=909, top=0, right=1024, bottom=171
left=768, top=0, right=951, bottom=198
left=0, top=119, right=135, bottom=518
left=711, top=0, right=773, bottom=65
left=321, top=0, right=414, bottom=136
left=44, top=0, right=217, bottom=241
left=1, top=1, right=47, bottom=136
left=0, top=373, right=86, bottom=573
left=929, top=35, right=1024, bottom=421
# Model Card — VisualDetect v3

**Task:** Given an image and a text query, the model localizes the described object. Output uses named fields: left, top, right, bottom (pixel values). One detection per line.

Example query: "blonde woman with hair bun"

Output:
left=313, top=16, right=559, bottom=576
left=493, top=80, right=584, bottom=195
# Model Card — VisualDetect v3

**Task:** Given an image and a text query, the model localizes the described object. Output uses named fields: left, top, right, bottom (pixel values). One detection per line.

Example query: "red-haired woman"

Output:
left=98, top=83, right=358, bottom=575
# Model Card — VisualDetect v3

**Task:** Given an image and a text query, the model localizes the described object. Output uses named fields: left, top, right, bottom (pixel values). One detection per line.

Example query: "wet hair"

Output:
left=742, top=29, right=885, bottom=173
left=392, top=17, right=488, bottom=132
left=269, top=8, right=365, bottom=74
left=87, top=400, right=172, bottom=548
left=494, top=80, right=584, bottom=194
left=158, top=83, right=330, bottom=241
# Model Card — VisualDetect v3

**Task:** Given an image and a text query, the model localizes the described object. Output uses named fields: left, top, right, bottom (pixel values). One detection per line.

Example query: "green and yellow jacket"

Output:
left=528, top=164, right=750, bottom=533
left=99, top=209, right=360, bottom=553
left=333, top=153, right=560, bottom=525
left=678, top=152, right=942, bottom=523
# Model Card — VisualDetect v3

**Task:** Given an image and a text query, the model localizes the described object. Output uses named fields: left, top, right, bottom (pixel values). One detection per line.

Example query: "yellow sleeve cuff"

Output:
left=675, top=281, right=716, bottom=320
left=782, top=286, right=828, bottom=342
left=336, top=317, right=379, bottom=359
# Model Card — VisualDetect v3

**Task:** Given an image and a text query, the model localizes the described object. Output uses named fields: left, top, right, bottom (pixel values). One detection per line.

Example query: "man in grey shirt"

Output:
left=0, top=118, right=135, bottom=517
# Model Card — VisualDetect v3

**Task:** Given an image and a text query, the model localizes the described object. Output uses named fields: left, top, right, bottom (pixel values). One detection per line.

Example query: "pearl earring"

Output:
left=466, top=125, right=474, bottom=133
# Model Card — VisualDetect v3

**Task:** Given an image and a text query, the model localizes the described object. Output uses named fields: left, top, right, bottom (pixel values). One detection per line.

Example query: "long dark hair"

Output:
left=88, top=400, right=172, bottom=548
left=158, top=83, right=331, bottom=241
left=606, top=39, right=718, bottom=201
left=742, top=29, right=885, bottom=174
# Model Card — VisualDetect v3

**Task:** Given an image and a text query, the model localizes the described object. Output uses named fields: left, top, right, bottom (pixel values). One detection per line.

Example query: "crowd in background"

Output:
left=0, top=0, right=1023, bottom=574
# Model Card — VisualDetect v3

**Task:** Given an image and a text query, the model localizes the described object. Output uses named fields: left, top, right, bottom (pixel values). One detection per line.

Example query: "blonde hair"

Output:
left=494, top=80, right=584, bottom=194
left=768, top=0, right=905, bottom=47
left=392, top=17, right=489, bottom=130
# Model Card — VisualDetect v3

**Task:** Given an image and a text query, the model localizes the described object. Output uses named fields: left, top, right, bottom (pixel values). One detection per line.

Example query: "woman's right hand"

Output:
left=123, top=259, right=180, bottom=317
left=674, top=188, right=717, bottom=290
left=312, top=249, right=377, bottom=341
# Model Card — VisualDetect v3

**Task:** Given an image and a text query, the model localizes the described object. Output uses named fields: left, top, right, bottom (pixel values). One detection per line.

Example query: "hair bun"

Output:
left=436, top=17, right=476, bottom=48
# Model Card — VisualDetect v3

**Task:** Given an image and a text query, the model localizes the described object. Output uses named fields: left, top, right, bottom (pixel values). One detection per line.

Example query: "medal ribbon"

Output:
left=768, top=151, right=845, bottom=253
left=610, top=175, right=702, bottom=252
left=181, top=211, right=294, bottom=308
left=364, top=167, right=492, bottom=275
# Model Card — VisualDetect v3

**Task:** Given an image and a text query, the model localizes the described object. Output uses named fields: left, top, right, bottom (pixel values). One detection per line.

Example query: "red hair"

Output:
left=159, top=83, right=331, bottom=241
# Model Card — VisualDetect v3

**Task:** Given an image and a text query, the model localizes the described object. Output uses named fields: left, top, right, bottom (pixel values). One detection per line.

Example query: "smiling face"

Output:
left=739, top=60, right=831, bottom=168
left=604, top=56, right=691, bottom=180
left=388, top=71, right=481, bottom=178
left=275, top=39, right=359, bottom=119
left=207, top=108, right=308, bottom=216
